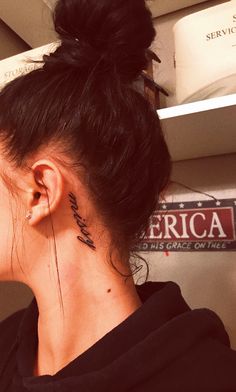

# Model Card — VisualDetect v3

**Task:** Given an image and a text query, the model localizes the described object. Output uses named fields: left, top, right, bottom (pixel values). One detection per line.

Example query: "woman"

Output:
left=0, top=0, right=236, bottom=391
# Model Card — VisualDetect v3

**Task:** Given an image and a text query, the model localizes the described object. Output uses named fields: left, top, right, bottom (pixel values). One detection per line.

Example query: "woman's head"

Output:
left=0, top=0, right=171, bottom=283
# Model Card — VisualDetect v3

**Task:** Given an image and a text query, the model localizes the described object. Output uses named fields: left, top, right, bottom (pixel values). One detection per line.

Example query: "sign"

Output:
left=137, top=199, right=236, bottom=252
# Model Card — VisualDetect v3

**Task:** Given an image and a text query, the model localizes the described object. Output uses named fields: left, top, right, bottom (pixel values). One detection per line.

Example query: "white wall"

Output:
left=136, top=153, right=236, bottom=348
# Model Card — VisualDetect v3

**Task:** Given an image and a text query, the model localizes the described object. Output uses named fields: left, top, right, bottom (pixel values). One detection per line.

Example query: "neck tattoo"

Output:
left=68, top=192, right=96, bottom=251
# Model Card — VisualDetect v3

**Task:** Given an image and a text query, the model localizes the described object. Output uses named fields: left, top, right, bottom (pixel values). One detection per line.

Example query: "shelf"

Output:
left=157, top=93, right=236, bottom=161
left=146, top=0, right=208, bottom=18
left=0, top=0, right=55, bottom=48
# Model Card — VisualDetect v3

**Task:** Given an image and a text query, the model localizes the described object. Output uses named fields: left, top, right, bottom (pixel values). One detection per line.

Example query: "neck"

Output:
left=30, top=244, right=142, bottom=376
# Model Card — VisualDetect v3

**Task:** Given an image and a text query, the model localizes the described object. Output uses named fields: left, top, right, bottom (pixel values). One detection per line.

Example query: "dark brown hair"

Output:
left=0, top=0, right=171, bottom=285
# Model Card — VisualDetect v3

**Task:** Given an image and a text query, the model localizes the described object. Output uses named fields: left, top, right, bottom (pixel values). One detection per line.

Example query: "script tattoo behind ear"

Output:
left=68, top=192, right=96, bottom=251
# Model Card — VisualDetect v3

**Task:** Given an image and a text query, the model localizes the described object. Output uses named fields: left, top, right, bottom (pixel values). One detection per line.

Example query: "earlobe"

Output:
left=26, top=159, right=64, bottom=226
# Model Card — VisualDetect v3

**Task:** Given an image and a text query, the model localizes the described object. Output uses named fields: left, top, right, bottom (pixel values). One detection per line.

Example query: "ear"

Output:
left=26, top=159, right=64, bottom=226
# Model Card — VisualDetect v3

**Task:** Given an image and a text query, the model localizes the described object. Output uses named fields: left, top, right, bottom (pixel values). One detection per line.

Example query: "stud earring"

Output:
left=26, top=210, right=32, bottom=220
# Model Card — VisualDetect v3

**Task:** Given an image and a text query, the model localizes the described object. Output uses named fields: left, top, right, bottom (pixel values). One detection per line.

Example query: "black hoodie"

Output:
left=1, top=281, right=236, bottom=391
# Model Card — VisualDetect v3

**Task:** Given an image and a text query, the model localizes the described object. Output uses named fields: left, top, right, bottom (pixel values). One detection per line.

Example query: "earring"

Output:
left=26, top=210, right=32, bottom=220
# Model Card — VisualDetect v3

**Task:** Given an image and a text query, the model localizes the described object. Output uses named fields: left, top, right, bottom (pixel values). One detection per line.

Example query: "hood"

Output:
left=2, top=281, right=236, bottom=392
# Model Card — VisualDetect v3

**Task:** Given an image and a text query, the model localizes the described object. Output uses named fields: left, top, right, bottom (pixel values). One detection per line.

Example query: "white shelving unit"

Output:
left=148, top=0, right=235, bottom=161
left=157, top=93, right=236, bottom=161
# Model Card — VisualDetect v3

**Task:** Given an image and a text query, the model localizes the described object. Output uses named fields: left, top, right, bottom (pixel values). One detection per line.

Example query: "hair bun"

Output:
left=44, top=0, right=155, bottom=82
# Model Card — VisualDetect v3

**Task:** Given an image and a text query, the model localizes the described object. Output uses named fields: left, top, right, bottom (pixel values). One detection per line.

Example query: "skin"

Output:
left=0, top=148, right=143, bottom=376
